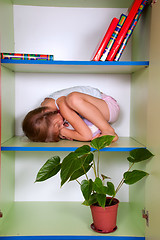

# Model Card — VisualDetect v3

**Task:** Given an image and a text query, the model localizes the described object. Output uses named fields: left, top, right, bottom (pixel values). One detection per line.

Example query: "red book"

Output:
left=106, top=0, right=144, bottom=61
left=92, top=18, right=119, bottom=61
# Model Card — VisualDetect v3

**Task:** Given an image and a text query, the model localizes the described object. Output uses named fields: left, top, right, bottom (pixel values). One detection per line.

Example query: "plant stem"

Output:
left=128, top=162, right=134, bottom=171
left=115, top=178, right=125, bottom=195
left=76, top=179, right=81, bottom=185
left=97, top=150, right=100, bottom=178
left=109, top=196, right=115, bottom=206
left=109, top=162, right=135, bottom=206
left=115, top=162, right=134, bottom=194
left=82, top=165, right=89, bottom=180
left=92, top=158, right=97, bottom=178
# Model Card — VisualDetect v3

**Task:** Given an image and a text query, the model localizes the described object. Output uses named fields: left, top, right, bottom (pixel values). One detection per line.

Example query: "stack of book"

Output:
left=92, top=0, right=150, bottom=62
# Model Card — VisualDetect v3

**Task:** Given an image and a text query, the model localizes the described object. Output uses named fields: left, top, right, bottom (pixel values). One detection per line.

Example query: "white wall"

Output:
left=13, top=5, right=131, bottom=201
left=15, top=151, right=129, bottom=202
left=13, top=5, right=131, bottom=61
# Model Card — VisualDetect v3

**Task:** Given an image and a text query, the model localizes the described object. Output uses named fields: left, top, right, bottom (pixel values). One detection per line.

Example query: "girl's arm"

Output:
left=58, top=97, right=93, bottom=141
left=41, top=98, right=57, bottom=110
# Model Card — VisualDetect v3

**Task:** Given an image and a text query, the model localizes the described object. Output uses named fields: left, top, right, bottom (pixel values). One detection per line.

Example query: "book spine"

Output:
left=114, top=0, right=148, bottom=61
left=1, top=53, right=54, bottom=61
left=92, top=18, right=119, bottom=61
left=107, top=0, right=144, bottom=61
left=100, top=14, right=127, bottom=61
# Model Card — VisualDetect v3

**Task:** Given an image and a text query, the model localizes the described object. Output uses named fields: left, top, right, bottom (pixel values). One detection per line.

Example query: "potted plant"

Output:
left=35, top=135, right=153, bottom=233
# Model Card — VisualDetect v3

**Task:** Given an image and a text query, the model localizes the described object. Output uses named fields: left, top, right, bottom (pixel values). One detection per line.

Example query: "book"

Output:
left=114, top=0, right=148, bottom=61
left=92, top=18, right=119, bottom=61
left=100, top=14, right=127, bottom=61
left=1, top=53, right=54, bottom=61
left=106, top=0, right=144, bottom=61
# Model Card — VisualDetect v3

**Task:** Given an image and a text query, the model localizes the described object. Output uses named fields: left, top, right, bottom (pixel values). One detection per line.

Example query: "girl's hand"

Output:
left=59, top=127, right=73, bottom=141
left=59, top=134, right=73, bottom=141
left=41, top=98, right=56, bottom=110
left=92, top=133, right=101, bottom=140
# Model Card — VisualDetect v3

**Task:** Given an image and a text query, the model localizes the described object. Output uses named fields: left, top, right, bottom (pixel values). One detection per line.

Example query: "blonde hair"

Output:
left=22, top=107, right=60, bottom=142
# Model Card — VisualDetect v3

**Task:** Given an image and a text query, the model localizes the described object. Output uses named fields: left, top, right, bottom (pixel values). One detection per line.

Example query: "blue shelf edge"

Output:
left=1, top=146, right=145, bottom=151
left=0, top=236, right=145, bottom=240
left=1, top=59, right=149, bottom=66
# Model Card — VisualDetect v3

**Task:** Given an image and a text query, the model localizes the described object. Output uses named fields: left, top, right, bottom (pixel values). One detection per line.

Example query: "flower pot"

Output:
left=90, top=197, right=119, bottom=233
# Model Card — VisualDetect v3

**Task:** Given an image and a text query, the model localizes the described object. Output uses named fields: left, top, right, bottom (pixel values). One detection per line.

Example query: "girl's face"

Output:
left=45, top=111, right=64, bottom=142
left=44, top=107, right=64, bottom=130
left=52, top=113, right=64, bottom=130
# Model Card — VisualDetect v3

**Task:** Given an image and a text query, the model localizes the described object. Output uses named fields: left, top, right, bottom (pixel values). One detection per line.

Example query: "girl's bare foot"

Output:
left=112, top=133, right=118, bottom=142
left=101, top=131, right=118, bottom=142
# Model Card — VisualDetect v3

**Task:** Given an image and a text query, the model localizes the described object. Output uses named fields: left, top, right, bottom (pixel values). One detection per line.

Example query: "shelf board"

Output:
left=1, top=60, right=149, bottom=74
left=0, top=201, right=145, bottom=238
left=12, top=0, right=133, bottom=8
left=1, top=136, right=145, bottom=152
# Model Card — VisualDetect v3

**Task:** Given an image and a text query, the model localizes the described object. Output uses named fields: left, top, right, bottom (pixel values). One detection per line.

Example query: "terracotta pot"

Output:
left=90, top=197, right=119, bottom=233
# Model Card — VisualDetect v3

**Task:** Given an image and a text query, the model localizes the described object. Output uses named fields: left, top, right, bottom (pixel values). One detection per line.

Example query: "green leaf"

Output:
left=90, top=135, right=115, bottom=150
left=124, top=170, right=149, bottom=185
left=96, top=194, right=106, bottom=208
left=82, top=193, right=97, bottom=206
left=60, top=152, right=86, bottom=186
left=69, top=164, right=92, bottom=181
left=127, top=148, right=154, bottom=163
left=93, top=177, right=107, bottom=194
left=83, top=152, right=94, bottom=165
left=75, top=145, right=91, bottom=156
left=35, top=156, right=61, bottom=182
left=105, top=182, right=116, bottom=196
left=83, top=192, right=106, bottom=208
left=69, top=153, right=93, bottom=181
left=81, top=179, right=93, bottom=201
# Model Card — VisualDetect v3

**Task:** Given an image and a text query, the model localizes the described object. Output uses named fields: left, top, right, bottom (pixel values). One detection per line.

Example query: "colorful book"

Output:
left=92, top=18, right=119, bottom=61
left=114, top=0, right=148, bottom=61
left=100, top=14, right=127, bottom=61
left=106, top=0, right=144, bottom=61
left=1, top=53, right=54, bottom=61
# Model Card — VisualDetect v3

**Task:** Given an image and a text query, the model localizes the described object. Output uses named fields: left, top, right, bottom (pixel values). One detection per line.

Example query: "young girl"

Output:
left=22, top=86, right=120, bottom=142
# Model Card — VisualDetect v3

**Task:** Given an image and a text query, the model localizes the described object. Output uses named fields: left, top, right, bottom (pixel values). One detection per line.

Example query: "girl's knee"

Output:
left=66, top=92, right=82, bottom=108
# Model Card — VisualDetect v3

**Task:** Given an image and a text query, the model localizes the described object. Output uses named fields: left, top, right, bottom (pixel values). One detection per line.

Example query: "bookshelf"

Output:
left=0, top=202, right=145, bottom=238
left=1, top=59, right=149, bottom=74
left=0, top=0, right=158, bottom=239
left=1, top=136, right=145, bottom=152
left=11, top=0, right=133, bottom=8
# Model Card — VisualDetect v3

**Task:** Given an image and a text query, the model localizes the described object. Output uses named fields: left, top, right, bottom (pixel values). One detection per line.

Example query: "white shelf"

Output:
left=1, top=136, right=145, bottom=152
left=1, top=59, right=149, bottom=74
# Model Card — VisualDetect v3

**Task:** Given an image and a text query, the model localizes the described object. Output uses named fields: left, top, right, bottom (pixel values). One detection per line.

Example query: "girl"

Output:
left=22, top=86, right=120, bottom=142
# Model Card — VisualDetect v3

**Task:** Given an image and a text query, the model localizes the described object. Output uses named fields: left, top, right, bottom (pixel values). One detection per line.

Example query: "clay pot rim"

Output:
left=90, top=197, right=119, bottom=209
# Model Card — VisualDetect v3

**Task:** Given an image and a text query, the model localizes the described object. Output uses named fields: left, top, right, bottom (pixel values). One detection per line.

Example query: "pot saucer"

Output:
left=91, top=223, right=117, bottom=233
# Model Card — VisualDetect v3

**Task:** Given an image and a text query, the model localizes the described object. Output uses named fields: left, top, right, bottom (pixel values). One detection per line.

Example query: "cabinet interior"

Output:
left=0, top=0, right=151, bottom=238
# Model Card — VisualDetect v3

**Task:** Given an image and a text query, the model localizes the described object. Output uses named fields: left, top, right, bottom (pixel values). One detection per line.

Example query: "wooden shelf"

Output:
left=0, top=202, right=145, bottom=238
left=1, top=59, right=149, bottom=74
left=1, top=136, right=145, bottom=152
left=12, top=0, right=133, bottom=8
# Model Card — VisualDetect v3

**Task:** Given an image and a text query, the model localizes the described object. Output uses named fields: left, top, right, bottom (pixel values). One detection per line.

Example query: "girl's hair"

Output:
left=22, top=107, right=60, bottom=142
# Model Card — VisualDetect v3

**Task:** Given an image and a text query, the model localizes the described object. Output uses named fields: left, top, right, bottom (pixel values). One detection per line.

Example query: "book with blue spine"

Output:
left=100, top=14, right=127, bottom=61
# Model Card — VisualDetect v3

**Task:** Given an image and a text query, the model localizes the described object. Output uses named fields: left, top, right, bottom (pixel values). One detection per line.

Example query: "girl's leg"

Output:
left=66, top=92, right=118, bottom=140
